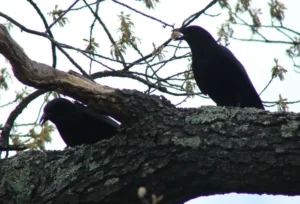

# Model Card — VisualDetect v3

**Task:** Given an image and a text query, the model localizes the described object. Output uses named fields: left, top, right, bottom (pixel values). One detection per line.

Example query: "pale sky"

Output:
left=0, top=0, right=300, bottom=203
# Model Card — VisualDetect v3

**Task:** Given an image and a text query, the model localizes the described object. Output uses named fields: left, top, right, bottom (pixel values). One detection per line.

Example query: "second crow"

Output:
left=40, top=98, right=120, bottom=147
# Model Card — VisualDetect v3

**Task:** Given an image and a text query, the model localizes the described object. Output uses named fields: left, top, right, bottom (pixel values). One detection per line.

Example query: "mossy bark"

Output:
left=1, top=105, right=300, bottom=204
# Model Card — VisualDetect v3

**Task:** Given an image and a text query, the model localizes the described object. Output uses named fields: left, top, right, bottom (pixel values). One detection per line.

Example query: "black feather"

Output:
left=40, top=98, right=120, bottom=147
left=174, top=25, right=264, bottom=109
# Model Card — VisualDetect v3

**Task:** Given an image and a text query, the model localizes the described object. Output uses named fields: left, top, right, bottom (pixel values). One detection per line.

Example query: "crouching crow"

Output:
left=173, top=25, right=264, bottom=110
left=40, top=98, right=120, bottom=147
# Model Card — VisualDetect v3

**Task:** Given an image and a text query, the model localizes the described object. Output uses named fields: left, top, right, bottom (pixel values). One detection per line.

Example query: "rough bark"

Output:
left=1, top=24, right=300, bottom=204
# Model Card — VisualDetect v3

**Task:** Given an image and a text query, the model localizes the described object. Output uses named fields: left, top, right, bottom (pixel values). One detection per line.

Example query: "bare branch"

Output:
left=27, top=0, right=58, bottom=68
left=112, top=0, right=174, bottom=28
left=1, top=89, right=48, bottom=149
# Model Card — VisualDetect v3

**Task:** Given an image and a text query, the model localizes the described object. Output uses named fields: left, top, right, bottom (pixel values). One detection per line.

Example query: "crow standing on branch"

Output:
left=173, top=25, right=264, bottom=110
left=40, top=98, right=120, bottom=147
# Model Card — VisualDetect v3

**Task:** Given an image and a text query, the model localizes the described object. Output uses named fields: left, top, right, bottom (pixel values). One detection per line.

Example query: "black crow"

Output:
left=174, top=25, right=264, bottom=109
left=40, top=98, right=120, bottom=147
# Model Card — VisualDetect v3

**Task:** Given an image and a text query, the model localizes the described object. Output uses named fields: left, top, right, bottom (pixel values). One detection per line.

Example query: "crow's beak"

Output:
left=172, top=28, right=185, bottom=41
left=39, top=113, right=48, bottom=125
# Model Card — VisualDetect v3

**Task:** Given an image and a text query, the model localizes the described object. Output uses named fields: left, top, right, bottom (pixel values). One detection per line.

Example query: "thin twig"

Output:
left=82, top=0, right=127, bottom=69
left=46, top=0, right=80, bottom=32
left=259, top=77, right=274, bottom=96
left=112, top=0, right=174, bottom=28
left=27, top=0, right=58, bottom=68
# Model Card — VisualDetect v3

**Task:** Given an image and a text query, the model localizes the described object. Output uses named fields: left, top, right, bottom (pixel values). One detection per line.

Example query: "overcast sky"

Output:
left=1, top=0, right=300, bottom=203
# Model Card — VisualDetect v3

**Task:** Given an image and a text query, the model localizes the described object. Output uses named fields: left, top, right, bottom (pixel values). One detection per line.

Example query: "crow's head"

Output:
left=173, top=25, right=216, bottom=45
left=40, top=98, right=77, bottom=125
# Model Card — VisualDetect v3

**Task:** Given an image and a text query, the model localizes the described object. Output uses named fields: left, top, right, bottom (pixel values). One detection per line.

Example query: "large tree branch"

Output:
left=0, top=24, right=172, bottom=123
left=1, top=24, right=300, bottom=204
left=1, top=106, right=300, bottom=204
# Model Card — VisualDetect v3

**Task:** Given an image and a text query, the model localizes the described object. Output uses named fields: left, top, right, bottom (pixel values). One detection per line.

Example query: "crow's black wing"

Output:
left=81, top=107, right=120, bottom=129
left=217, top=45, right=264, bottom=109
left=218, top=45, right=252, bottom=82
left=73, top=102, right=120, bottom=128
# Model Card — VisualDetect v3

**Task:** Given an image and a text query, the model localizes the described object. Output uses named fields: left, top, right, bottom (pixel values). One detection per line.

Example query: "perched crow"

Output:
left=174, top=26, right=264, bottom=109
left=40, top=98, right=120, bottom=147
